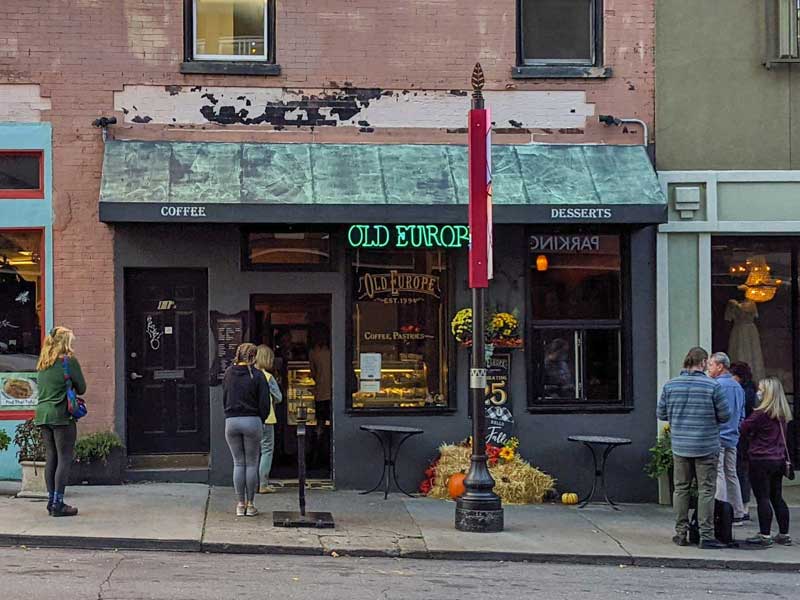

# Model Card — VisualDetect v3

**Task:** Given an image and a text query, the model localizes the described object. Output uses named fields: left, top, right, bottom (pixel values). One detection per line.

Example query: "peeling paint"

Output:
left=0, top=85, right=51, bottom=121
left=114, top=85, right=595, bottom=130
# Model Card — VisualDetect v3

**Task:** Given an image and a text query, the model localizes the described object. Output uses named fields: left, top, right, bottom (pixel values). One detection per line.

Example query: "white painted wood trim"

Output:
left=698, top=234, right=712, bottom=350
left=659, top=221, right=800, bottom=233
left=659, top=170, right=800, bottom=183
left=706, top=172, right=718, bottom=226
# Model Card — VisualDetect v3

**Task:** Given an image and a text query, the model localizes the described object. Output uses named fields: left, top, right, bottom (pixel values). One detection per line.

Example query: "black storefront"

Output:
left=101, top=140, right=666, bottom=501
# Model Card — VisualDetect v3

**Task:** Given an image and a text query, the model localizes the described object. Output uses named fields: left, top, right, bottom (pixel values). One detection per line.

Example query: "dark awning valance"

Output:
left=99, top=141, right=666, bottom=224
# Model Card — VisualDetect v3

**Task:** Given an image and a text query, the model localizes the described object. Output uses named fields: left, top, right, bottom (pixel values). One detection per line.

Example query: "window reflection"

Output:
left=0, top=230, right=43, bottom=373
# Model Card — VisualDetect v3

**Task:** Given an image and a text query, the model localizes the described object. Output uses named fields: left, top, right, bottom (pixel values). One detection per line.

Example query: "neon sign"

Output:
left=347, top=224, right=470, bottom=249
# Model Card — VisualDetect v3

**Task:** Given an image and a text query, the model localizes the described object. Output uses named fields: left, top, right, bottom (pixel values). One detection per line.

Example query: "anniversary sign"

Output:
left=485, top=353, right=513, bottom=446
left=467, top=352, right=513, bottom=445
left=209, top=310, right=248, bottom=385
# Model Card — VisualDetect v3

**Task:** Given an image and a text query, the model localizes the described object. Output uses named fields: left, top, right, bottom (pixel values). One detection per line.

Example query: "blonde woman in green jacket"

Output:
left=34, top=326, right=86, bottom=517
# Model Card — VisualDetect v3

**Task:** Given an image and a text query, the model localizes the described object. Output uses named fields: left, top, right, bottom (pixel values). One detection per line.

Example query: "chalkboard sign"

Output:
left=485, top=353, right=513, bottom=446
left=468, top=351, right=513, bottom=445
left=209, top=311, right=248, bottom=385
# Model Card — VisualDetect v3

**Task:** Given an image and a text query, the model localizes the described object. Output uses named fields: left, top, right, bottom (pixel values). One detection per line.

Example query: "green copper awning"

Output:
left=99, top=141, right=666, bottom=224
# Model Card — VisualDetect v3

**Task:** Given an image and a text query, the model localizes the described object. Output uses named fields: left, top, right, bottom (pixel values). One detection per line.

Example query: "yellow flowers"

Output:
left=499, top=446, right=515, bottom=461
left=451, top=308, right=473, bottom=344
left=451, top=308, right=522, bottom=348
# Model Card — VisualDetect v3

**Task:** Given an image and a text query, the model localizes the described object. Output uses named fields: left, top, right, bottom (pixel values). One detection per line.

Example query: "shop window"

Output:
left=518, top=0, right=601, bottom=65
left=182, top=0, right=278, bottom=75
left=0, top=151, right=43, bottom=199
left=0, top=230, right=44, bottom=373
left=349, top=249, right=452, bottom=412
left=242, top=229, right=331, bottom=270
left=527, top=233, right=626, bottom=411
left=711, top=237, right=795, bottom=407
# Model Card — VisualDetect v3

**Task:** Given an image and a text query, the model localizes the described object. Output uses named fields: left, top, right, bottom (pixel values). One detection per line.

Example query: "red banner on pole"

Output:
left=468, top=107, right=493, bottom=288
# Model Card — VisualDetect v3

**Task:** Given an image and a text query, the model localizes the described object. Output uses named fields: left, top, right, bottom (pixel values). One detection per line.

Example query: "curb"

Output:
left=1, top=533, right=798, bottom=572
left=0, top=534, right=200, bottom=553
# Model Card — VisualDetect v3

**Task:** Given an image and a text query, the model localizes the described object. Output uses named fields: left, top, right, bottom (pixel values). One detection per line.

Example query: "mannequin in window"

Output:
left=725, top=296, right=765, bottom=383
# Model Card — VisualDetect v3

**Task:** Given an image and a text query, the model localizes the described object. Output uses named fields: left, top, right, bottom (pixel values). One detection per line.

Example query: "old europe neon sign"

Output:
left=347, top=224, right=470, bottom=249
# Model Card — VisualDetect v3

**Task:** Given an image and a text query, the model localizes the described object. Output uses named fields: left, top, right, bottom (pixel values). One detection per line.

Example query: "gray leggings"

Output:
left=39, top=422, right=77, bottom=496
left=224, top=416, right=262, bottom=503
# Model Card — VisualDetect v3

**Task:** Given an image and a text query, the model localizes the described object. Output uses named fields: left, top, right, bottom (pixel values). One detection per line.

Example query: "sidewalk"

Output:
left=0, top=482, right=798, bottom=571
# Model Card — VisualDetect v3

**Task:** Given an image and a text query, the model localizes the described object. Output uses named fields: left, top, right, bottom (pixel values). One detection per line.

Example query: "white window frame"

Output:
left=193, top=0, right=269, bottom=62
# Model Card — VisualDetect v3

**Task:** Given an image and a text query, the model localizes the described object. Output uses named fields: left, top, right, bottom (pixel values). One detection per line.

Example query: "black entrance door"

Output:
left=125, top=269, right=209, bottom=454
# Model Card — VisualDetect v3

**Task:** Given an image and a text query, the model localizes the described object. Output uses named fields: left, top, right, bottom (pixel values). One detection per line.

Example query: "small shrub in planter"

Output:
left=14, top=418, right=46, bottom=496
left=70, top=431, right=125, bottom=485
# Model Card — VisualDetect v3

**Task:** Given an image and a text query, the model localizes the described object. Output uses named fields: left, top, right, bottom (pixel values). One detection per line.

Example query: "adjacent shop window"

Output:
left=528, top=233, right=625, bottom=410
left=519, top=0, right=601, bottom=65
left=0, top=151, right=43, bottom=199
left=0, top=230, right=44, bottom=373
left=350, top=249, right=451, bottom=411
left=188, top=0, right=275, bottom=62
left=242, top=229, right=331, bottom=270
left=711, top=237, right=795, bottom=408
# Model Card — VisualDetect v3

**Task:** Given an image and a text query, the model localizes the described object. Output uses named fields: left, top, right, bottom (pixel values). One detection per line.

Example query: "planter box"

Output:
left=69, top=447, right=125, bottom=486
left=18, top=460, right=47, bottom=498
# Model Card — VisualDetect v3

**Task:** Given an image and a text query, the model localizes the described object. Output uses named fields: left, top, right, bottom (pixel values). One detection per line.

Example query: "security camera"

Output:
left=92, top=116, right=117, bottom=128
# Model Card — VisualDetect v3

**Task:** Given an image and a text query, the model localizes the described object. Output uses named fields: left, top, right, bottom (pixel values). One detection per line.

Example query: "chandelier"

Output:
left=736, top=255, right=783, bottom=303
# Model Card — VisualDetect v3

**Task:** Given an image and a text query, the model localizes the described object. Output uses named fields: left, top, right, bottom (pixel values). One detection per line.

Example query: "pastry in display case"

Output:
left=286, top=361, right=317, bottom=425
left=352, top=359, right=430, bottom=408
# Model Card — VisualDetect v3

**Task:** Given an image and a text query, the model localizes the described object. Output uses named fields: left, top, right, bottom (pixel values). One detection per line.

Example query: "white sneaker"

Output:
left=236, top=504, right=246, bottom=517
left=245, top=503, right=259, bottom=517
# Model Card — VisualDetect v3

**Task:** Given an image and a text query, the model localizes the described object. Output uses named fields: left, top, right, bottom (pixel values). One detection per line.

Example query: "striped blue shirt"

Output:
left=657, top=370, right=731, bottom=458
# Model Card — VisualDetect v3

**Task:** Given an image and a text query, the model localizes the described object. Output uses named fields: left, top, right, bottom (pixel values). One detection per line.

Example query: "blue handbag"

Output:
left=62, top=356, right=87, bottom=420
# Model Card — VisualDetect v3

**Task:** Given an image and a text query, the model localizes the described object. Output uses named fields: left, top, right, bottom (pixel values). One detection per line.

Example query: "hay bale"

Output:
left=426, top=443, right=555, bottom=504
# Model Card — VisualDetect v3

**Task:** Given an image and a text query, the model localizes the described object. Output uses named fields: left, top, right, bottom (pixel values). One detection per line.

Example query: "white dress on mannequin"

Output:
left=725, top=298, right=765, bottom=382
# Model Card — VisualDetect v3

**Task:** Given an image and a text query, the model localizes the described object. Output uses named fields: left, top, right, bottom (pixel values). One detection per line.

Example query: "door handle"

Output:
left=130, top=372, right=144, bottom=380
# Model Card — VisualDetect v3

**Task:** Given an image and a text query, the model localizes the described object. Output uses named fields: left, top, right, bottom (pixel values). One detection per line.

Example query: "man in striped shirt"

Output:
left=657, top=347, right=731, bottom=549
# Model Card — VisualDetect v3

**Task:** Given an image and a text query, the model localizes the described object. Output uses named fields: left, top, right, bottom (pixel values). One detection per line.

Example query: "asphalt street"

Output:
left=1, top=546, right=799, bottom=600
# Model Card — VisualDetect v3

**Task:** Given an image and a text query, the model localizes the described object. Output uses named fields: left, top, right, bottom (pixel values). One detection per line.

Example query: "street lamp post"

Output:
left=455, top=63, right=504, bottom=533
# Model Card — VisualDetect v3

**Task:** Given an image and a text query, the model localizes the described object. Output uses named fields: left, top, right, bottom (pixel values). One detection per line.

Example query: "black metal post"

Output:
left=297, top=406, right=307, bottom=517
left=455, top=66, right=503, bottom=533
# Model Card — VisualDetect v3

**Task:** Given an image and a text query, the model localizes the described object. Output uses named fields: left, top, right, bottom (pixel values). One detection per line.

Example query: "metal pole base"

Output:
left=454, top=506, right=504, bottom=533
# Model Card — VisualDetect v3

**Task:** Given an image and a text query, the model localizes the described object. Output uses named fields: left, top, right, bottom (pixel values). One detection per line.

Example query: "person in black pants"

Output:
left=33, top=326, right=87, bottom=517
left=740, top=377, right=792, bottom=547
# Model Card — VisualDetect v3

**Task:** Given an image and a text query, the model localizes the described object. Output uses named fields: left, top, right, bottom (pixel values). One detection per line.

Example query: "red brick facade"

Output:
left=0, top=0, right=655, bottom=434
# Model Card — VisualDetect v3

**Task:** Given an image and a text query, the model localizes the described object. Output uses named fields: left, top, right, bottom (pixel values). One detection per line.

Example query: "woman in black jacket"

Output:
left=223, top=343, right=271, bottom=517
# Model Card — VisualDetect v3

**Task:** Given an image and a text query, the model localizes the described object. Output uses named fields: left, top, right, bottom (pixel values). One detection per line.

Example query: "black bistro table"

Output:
left=359, top=425, right=424, bottom=499
left=567, top=435, right=632, bottom=510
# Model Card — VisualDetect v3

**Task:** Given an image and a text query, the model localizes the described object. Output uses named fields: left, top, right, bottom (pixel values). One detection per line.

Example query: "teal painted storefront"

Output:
left=0, top=122, right=54, bottom=479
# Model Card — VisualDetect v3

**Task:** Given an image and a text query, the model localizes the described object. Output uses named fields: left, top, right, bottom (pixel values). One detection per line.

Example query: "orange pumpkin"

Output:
left=448, top=473, right=466, bottom=499
left=561, top=492, right=579, bottom=505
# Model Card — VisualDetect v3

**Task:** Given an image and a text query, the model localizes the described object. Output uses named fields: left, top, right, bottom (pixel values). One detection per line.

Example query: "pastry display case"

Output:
left=286, top=361, right=317, bottom=426
left=352, top=359, right=430, bottom=409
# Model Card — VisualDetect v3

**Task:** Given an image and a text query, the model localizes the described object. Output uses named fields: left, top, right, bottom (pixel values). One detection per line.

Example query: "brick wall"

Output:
left=0, top=0, right=655, bottom=435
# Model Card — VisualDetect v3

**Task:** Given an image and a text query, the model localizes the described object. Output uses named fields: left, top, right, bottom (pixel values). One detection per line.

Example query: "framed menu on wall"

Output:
left=209, top=310, right=249, bottom=385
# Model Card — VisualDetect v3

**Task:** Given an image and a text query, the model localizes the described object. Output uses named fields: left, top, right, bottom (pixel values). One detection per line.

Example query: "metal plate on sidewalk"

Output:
left=272, top=510, right=335, bottom=529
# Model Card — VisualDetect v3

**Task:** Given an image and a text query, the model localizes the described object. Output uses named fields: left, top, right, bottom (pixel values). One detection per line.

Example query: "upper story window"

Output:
left=0, top=152, right=43, bottom=199
left=182, top=0, right=279, bottom=75
left=520, top=0, right=600, bottom=65
left=514, top=0, right=609, bottom=78
left=765, top=0, right=800, bottom=67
